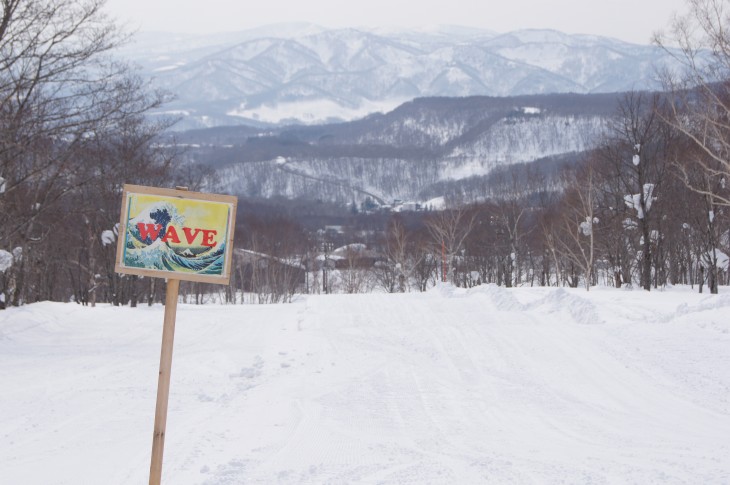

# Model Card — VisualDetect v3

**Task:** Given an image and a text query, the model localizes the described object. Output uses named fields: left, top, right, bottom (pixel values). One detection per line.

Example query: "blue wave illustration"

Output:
left=124, top=239, right=226, bottom=276
left=123, top=202, right=227, bottom=276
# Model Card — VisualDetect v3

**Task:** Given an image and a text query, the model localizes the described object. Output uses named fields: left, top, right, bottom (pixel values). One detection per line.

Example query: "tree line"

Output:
left=0, top=0, right=200, bottom=308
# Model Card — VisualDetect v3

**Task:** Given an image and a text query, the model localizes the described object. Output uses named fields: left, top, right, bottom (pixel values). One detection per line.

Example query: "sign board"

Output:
left=114, top=184, right=238, bottom=484
left=115, top=184, right=237, bottom=284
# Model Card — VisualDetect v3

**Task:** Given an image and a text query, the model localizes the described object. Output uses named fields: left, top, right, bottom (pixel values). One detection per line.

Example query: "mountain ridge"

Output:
left=116, top=25, right=678, bottom=129
left=175, top=92, right=621, bottom=206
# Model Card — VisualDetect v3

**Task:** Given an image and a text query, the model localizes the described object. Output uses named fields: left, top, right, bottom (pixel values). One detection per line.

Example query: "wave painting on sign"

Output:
left=121, top=192, right=233, bottom=277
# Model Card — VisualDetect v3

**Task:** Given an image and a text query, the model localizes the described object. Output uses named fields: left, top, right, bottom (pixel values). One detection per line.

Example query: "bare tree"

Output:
left=539, top=208, right=565, bottom=287
left=654, top=0, right=730, bottom=206
left=0, top=0, right=175, bottom=306
left=412, top=227, right=439, bottom=291
left=553, top=164, right=597, bottom=290
left=375, top=216, right=426, bottom=293
left=674, top=141, right=727, bottom=292
left=424, top=206, right=477, bottom=285
left=596, top=92, right=672, bottom=290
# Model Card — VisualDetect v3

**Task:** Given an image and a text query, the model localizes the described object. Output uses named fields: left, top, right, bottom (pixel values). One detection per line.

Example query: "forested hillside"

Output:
left=178, top=93, right=618, bottom=205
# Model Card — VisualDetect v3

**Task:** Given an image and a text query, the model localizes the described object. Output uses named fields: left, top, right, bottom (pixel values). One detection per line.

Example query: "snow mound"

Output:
left=672, top=293, right=730, bottom=320
left=471, top=284, right=602, bottom=324
left=542, top=288, right=604, bottom=325
left=477, top=283, right=526, bottom=311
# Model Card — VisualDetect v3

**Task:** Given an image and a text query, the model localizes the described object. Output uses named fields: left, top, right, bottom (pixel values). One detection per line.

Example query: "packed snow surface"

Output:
left=1, top=285, right=729, bottom=484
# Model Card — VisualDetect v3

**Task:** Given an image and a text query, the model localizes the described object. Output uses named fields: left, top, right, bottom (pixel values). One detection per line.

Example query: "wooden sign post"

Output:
left=149, top=277, right=180, bottom=484
left=114, top=184, right=237, bottom=485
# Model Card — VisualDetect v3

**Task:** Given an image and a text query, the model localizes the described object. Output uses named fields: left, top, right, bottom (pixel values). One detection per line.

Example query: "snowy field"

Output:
left=1, top=285, right=729, bottom=484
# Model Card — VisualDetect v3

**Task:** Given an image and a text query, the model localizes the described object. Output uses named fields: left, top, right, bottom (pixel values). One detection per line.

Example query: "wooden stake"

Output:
left=149, top=278, right=180, bottom=485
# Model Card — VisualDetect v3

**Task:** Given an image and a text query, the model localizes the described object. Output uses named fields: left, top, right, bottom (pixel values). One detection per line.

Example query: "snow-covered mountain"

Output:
left=118, top=24, right=677, bottom=128
left=176, top=93, right=618, bottom=205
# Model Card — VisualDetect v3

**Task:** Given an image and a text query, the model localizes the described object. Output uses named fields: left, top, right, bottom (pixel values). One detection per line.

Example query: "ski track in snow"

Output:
left=1, top=286, right=729, bottom=484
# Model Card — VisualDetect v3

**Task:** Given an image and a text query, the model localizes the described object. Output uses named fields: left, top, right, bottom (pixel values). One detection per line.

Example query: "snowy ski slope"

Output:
left=1, top=285, right=729, bottom=484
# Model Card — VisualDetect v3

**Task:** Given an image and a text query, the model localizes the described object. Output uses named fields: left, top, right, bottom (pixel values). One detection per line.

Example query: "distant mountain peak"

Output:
left=117, top=25, right=679, bottom=129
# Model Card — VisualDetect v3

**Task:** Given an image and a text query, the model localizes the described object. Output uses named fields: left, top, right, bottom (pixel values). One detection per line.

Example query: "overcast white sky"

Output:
left=104, top=0, right=688, bottom=45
